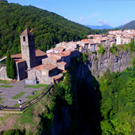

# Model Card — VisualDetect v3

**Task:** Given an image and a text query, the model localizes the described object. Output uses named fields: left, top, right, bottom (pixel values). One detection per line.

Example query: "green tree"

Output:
left=10, top=57, right=16, bottom=79
left=109, top=44, right=118, bottom=54
left=6, top=50, right=11, bottom=78
left=82, top=53, right=87, bottom=62
left=98, top=44, right=105, bottom=56
left=3, top=129, right=24, bottom=135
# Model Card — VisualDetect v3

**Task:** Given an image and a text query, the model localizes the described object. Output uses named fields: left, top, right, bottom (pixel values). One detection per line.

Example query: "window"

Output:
left=23, top=36, right=25, bottom=42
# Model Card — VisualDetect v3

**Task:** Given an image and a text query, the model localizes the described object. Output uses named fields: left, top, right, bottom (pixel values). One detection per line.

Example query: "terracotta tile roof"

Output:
left=81, top=39, right=90, bottom=42
left=41, top=63, right=57, bottom=71
left=32, top=64, right=45, bottom=71
left=54, top=47, right=65, bottom=53
left=53, top=53, right=64, bottom=58
left=66, top=47, right=76, bottom=52
left=11, top=53, right=25, bottom=63
left=47, top=52, right=64, bottom=58
left=46, top=56, right=60, bottom=61
left=11, top=49, right=46, bottom=64
left=61, top=51, right=70, bottom=56
left=53, top=73, right=63, bottom=80
left=11, top=49, right=46, bottom=59
left=35, top=49, right=46, bottom=57
left=11, top=53, right=22, bottom=59
left=14, top=59, right=25, bottom=63
left=62, top=70, right=67, bottom=73
left=57, top=61, right=66, bottom=66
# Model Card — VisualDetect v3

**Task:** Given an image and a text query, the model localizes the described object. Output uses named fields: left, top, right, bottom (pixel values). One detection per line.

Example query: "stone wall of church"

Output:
left=16, top=61, right=27, bottom=80
left=36, top=56, right=47, bottom=66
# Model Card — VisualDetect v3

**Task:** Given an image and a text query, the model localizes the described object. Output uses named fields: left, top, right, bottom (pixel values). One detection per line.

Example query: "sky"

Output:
left=8, top=0, right=135, bottom=27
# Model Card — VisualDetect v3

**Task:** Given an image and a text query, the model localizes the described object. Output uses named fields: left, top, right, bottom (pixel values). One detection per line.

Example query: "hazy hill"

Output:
left=120, top=20, right=135, bottom=30
left=0, top=0, right=95, bottom=57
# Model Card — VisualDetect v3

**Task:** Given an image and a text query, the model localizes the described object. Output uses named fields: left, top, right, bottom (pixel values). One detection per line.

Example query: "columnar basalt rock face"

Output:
left=87, top=50, right=134, bottom=77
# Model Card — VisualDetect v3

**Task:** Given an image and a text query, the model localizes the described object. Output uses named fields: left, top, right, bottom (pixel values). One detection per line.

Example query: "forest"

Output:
left=99, top=61, right=135, bottom=134
left=2, top=0, right=135, bottom=134
left=0, top=0, right=109, bottom=58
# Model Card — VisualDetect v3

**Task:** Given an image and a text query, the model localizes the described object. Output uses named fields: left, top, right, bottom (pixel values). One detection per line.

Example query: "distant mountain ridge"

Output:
left=120, top=20, right=135, bottom=30
left=86, top=24, right=122, bottom=30
left=86, top=25, right=113, bottom=30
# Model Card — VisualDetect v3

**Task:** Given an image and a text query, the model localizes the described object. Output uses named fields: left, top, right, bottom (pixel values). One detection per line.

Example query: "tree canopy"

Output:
left=99, top=67, right=135, bottom=135
left=0, top=1, right=98, bottom=58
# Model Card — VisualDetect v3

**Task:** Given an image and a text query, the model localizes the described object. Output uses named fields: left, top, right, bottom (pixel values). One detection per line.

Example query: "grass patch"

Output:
left=0, top=80, right=11, bottom=84
left=13, top=104, right=20, bottom=107
left=23, top=88, right=49, bottom=106
left=0, top=85, right=13, bottom=88
left=0, top=90, right=50, bottom=134
left=26, top=84, right=48, bottom=89
left=26, top=90, right=40, bottom=100
left=12, top=92, right=25, bottom=99
left=0, top=98, right=3, bottom=104
left=13, top=94, right=49, bottom=132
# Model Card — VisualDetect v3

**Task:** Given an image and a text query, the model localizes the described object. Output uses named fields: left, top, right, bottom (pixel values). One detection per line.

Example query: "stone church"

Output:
left=0, top=29, right=80, bottom=84
left=11, top=29, right=47, bottom=82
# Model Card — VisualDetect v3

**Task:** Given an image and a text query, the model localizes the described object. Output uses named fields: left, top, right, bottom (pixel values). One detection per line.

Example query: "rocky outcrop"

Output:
left=87, top=50, right=134, bottom=77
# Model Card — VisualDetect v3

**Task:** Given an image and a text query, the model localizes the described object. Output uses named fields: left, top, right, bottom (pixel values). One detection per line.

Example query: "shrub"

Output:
left=82, top=53, right=87, bottom=62
left=109, top=44, right=118, bottom=54
left=94, top=57, right=98, bottom=61
left=129, top=39, right=135, bottom=52
left=98, top=44, right=105, bottom=56
left=3, top=129, right=24, bottom=135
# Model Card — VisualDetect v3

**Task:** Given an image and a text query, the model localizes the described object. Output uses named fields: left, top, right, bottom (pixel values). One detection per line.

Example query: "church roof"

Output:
left=33, top=64, right=45, bottom=71
left=35, top=49, right=47, bottom=57
left=41, top=63, right=57, bottom=71
left=20, top=28, right=33, bottom=36
left=11, top=49, right=46, bottom=63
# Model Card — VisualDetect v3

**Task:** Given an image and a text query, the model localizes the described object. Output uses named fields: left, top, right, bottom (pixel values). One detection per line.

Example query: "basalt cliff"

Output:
left=87, top=50, right=133, bottom=77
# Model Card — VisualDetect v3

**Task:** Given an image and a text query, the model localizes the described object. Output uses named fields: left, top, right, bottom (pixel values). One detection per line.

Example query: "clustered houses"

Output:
left=56, top=29, right=135, bottom=54
left=108, top=29, right=135, bottom=45
left=85, top=29, right=135, bottom=51
left=0, top=29, right=135, bottom=84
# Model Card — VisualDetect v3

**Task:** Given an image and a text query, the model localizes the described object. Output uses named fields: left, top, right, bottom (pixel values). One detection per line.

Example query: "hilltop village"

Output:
left=0, top=29, right=135, bottom=85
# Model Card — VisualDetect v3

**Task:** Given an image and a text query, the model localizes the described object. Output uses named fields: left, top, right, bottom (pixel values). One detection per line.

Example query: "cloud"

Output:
left=122, top=19, right=130, bottom=25
left=70, top=13, right=100, bottom=25
left=97, top=19, right=108, bottom=25
left=79, top=16, right=84, bottom=21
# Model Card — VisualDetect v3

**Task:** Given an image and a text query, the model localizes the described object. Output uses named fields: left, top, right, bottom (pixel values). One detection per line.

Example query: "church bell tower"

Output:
left=20, top=29, right=36, bottom=69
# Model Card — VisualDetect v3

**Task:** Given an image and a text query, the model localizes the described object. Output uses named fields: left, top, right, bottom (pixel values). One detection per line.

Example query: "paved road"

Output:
left=0, top=80, right=44, bottom=107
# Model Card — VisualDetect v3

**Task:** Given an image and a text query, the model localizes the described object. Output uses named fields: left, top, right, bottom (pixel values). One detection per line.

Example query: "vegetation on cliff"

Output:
left=109, top=40, right=135, bottom=55
left=99, top=64, right=135, bottom=134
